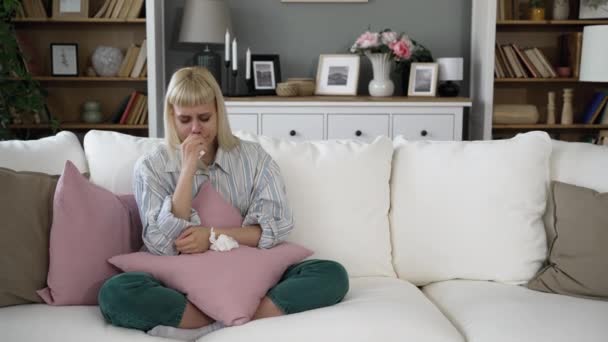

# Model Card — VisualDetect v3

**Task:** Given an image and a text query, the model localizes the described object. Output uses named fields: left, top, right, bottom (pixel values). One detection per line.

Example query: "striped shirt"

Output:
left=132, top=139, right=294, bottom=256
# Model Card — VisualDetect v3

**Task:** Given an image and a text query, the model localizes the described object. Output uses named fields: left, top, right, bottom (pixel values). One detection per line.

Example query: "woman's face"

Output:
left=172, top=103, right=218, bottom=147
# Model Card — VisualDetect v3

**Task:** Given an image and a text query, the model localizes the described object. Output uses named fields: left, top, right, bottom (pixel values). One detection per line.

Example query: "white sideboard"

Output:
left=225, top=97, right=472, bottom=142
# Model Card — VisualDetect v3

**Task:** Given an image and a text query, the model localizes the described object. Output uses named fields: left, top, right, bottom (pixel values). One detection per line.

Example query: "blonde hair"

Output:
left=163, top=67, right=239, bottom=151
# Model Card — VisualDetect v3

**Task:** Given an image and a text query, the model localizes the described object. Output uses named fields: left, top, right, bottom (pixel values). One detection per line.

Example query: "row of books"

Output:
left=14, top=0, right=47, bottom=18
left=94, top=0, right=145, bottom=19
left=119, top=39, right=148, bottom=78
left=111, top=91, right=148, bottom=125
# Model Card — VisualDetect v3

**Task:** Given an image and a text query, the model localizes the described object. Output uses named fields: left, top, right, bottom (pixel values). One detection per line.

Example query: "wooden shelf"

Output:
left=497, top=20, right=608, bottom=26
left=495, top=78, right=580, bottom=83
left=493, top=124, right=608, bottom=130
left=8, top=77, right=147, bottom=82
left=12, top=18, right=145, bottom=24
left=9, top=123, right=148, bottom=130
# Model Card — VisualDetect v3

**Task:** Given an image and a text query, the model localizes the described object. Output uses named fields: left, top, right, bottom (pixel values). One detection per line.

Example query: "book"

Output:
left=524, top=48, right=550, bottom=78
left=111, top=94, right=132, bottom=123
left=512, top=43, right=539, bottom=78
left=119, top=92, right=139, bottom=124
left=581, top=92, right=608, bottom=124
left=532, top=48, right=557, bottom=77
left=127, top=0, right=145, bottom=19
left=130, top=39, right=147, bottom=78
left=93, top=0, right=112, bottom=18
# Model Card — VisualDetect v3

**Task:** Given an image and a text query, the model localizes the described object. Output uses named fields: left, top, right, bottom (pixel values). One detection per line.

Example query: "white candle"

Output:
left=225, top=30, right=230, bottom=62
left=245, top=48, right=251, bottom=80
left=232, top=38, right=238, bottom=71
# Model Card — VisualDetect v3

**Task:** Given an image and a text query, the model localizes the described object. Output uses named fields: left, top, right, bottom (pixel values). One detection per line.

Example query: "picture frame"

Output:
left=52, top=0, right=89, bottom=19
left=408, top=63, right=439, bottom=97
left=51, top=43, right=79, bottom=76
left=251, top=54, right=281, bottom=96
left=579, top=0, right=608, bottom=19
left=315, top=54, right=360, bottom=96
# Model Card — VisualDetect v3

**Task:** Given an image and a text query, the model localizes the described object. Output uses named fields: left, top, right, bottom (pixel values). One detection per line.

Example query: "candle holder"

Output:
left=231, top=69, right=238, bottom=96
left=224, top=61, right=231, bottom=95
left=246, top=78, right=254, bottom=96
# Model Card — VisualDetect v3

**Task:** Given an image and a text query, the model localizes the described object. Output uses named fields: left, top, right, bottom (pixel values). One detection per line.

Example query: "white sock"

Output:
left=147, top=321, right=224, bottom=341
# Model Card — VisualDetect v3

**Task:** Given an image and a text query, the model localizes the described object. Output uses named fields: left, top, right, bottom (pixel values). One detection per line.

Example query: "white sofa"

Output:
left=1, top=130, right=607, bottom=342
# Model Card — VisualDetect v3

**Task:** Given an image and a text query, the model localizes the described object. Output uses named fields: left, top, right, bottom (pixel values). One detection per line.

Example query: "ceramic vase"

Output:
left=366, top=52, right=394, bottom=97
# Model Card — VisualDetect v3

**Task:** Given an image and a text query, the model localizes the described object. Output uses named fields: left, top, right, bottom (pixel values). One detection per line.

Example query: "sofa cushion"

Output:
left=390, top=131, right=552, bottom=285
left=108, top=243, right=313, bottom=326
left=528, top=181, right=608, bottom=300
left=235, top=132, right=396, bottom=278
left=0, top=304, right=172, bottom=342
left=550, top=140, right=608, bottom=192
left=38, top=161, right=143, bottom=305
left=423, top=280, right=608, bottom=342
left=0, top=168, right=57, bottom=307
left=84, top=130, right=162, bottom=193
left=0, top=131, right=87, bottom=174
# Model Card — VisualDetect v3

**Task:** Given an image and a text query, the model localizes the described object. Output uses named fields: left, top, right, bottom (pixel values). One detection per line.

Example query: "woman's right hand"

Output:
left=180, top=133, right=207, bottom=174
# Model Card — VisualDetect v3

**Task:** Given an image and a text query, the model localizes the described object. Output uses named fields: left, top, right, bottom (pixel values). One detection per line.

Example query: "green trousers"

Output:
left=98, top=259, right=349, bottom=331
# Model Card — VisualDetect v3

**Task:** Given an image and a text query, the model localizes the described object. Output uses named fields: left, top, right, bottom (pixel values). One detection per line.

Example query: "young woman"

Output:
left=98, top=67, right=349, bottom=341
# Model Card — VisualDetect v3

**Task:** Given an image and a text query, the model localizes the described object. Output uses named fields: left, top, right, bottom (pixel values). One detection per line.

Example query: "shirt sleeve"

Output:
left=242, top=154, right=294, bottom=249
left=133, top=157, right=201, bottom=256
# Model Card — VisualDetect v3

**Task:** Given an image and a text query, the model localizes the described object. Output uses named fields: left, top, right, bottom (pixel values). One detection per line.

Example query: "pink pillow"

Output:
left=108, top=243, right=312, bottom=326
left=193, top=181, right=243, bottom=228
left=37, top=161, right=142, bottom=305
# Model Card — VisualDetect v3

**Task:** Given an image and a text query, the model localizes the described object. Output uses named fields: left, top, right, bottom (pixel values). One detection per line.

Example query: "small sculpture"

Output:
left=547, top=91, right=556, bottom=124
left=91, top=46, right=123, bottom=77
left=560, top=88, right=574, bottom=124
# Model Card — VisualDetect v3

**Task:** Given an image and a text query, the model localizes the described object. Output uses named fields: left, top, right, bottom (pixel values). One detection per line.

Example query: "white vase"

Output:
left=366, top=52, right=394, bottom=97
left=552, top=0, right=569, bottom=20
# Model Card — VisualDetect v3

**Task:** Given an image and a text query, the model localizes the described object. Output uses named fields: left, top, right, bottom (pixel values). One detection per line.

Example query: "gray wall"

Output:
left=165, top=0, right=471, bottom=96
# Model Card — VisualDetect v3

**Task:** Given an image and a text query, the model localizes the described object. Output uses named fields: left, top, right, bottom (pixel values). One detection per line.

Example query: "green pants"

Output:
left=98, top=259, right=349, bottom=331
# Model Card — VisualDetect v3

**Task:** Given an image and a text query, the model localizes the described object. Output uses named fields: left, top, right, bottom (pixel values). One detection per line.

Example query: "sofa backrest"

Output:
left=549, top=140, right=608, bottom=193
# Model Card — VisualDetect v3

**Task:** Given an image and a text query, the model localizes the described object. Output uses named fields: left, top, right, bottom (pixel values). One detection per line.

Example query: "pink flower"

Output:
left=381, top=31, right=399, bottom=45
left=390, top=37, right=413, bottom=60
left=355, top=31, right=380, bottom=49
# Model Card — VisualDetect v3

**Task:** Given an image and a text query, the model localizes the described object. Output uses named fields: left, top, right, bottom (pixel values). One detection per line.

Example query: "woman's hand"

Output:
left=175, top=226, right=211, bottom=254
left=180, top=134, right=208, bottom=173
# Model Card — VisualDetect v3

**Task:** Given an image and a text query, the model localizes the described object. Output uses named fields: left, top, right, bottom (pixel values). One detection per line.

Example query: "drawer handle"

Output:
left=289, top=130, right=296, bottom=137
left=420, top=130, right=428, bottom=137
left=355, top=130, right=362, bottom=137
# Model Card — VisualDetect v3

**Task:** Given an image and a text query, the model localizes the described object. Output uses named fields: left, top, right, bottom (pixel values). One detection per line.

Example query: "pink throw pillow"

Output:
left=108, top=243, right=312, bottom=326
left=37, top=161, right=143, bottom=305
left=193, top=181, right=243, bottom=228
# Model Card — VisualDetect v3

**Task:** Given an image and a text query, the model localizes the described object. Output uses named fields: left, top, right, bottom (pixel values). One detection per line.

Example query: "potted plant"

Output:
left=0, top=0, right=48, bottom=140
left=529, top=0, right=546, bottom=20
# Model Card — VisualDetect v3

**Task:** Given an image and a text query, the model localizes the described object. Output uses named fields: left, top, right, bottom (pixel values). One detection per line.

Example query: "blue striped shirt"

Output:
left=132, top=139, right=294, bottom=256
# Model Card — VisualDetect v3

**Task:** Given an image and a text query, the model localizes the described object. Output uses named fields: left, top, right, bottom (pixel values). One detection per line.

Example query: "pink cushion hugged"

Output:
left=37, top=161, right=142, bottom=305
left=109, top=243, right=312, bottom=326
left=193, top=181, right=243, bottom=228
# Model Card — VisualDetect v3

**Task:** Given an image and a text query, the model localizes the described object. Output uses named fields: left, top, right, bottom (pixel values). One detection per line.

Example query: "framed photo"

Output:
left=408, top=63, right=439, bottom=97
left=51, top=43, right=79, bottom=76
left=315, top=54, right=360, bottom=96
left=579, top=0, right=608, bottom=19
left=52, top=0, right=89, bottom=19
left=251, top=54, right=281, bottom=95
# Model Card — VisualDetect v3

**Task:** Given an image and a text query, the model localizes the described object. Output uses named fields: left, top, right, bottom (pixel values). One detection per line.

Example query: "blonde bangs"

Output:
left=166, top=73, right=216, bottom=108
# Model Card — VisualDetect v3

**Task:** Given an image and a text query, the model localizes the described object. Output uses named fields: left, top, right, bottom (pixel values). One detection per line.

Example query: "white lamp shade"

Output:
left=580, top=25, right=608, bottom=82
left=179, top=0, right=232, bottom=44
left=436, top=57, right=463, bottom=81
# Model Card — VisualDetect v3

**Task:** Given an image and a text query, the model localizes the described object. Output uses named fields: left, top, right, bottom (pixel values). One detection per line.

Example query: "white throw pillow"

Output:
left=236, top=132, right=396, bottom=278
left=84, top=130, right=162, bottom=193
left=390, top=131, right=552, bottom=285
left=0, top=131, right=87, bottom=174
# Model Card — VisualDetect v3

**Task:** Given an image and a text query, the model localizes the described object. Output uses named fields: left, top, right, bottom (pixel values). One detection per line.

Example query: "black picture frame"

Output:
left=51, top=43, right=79, bottom=77
left=251, top=54, right=281, bottom=95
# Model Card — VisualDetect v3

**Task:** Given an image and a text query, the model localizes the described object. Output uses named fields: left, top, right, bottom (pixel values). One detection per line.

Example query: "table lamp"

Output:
left=579, top=25, right=608, bottom=124
left=179, top=0, right=232, bottom=86
left=436, top=57, right=463, bottom=97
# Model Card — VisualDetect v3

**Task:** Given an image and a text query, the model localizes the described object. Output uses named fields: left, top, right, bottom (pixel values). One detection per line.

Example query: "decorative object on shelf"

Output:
left=561, top=88, right=574, bottom=124
left=179, top=0, right=231, bottom=87
left=91, top=46, right=123, bottom=77
left=315, top=54, right=360, bottom=96
left=579, top=0, right=608, bottom=19
left=51, top=43, right=79, bottom=76
left=52, top=0, right=89, bottom=19
left=275, top=82, right=298, bottom=97
left=250, top=54, right=281, bottom=96
left=365, top=52, right=394, bottom=97
left=547, top=91, right=556, bottom=124
left=493, top=104, right=540, bottom=124
left=579, top=25, right=608, bottom=83
left=86, top=66, right=97, bottom=77
left=556, top=67, right=572, bottom=77
left=552, top=0, right=570, bottom=20
left=287, top=78, right=315, bottom=96
left=528, top=0, right=546, bottom=20
left=436, top=57, right=463, bottom=97
left=81, top=101, right=103, bottom=124
left=408, top=63, right=439, bottom=97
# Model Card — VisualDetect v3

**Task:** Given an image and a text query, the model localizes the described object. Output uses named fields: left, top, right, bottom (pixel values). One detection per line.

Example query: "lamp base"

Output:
left=193, top=46, right=222, bottom=86
left=438, top=81, right=460, bottom=97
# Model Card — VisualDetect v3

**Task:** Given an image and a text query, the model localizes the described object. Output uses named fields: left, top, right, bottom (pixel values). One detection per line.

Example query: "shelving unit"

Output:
left=8, top=0, right=149, bottom=138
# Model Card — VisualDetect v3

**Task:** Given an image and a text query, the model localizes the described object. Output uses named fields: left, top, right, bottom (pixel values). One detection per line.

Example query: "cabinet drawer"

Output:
left=261, top=114, right=324, bottom=141
left=229, top=114, right=258, bottom=134
left=327, top=114, right=389, bottom=141
left=393, top=115, right=454, bottom=141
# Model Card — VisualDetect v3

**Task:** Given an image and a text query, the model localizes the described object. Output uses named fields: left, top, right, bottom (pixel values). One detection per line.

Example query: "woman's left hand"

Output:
left=175, top=227, right=211, bottom=254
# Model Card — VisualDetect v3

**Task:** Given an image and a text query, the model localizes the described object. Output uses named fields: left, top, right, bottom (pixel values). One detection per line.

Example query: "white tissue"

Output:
left=199, top=150, right=206, bottom=158
left=209, top=228, right=239, bottom=252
